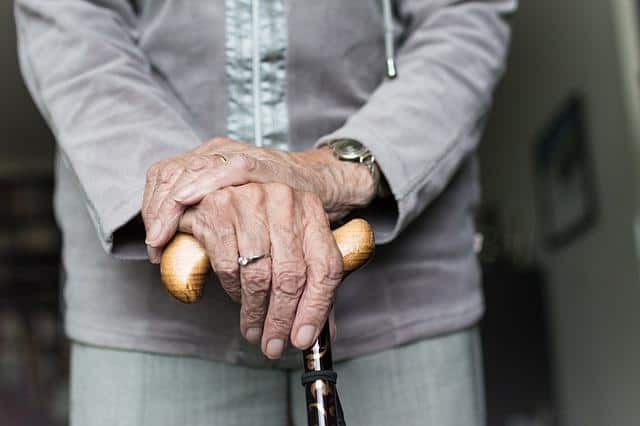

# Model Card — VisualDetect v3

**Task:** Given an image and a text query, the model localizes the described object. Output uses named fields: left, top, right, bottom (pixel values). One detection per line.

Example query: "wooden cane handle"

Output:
left=160, top=218, right=374, bottom=303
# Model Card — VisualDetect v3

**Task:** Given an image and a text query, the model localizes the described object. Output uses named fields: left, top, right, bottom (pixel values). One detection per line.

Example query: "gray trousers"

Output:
left=71, top=328, right=484, bottom=426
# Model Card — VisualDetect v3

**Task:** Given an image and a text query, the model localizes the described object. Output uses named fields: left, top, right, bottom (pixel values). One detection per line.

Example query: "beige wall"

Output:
left=0, top=0, right=54, bottom=176
left=480, top=1, right=640, bottom=425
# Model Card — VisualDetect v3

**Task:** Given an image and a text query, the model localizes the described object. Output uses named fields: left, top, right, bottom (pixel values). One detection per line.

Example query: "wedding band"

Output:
left=212, top=153, right=228, bottom=164
left=238, top=253, right=270, bottom=267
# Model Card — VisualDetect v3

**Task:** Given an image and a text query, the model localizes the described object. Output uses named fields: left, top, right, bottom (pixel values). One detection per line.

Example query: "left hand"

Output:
left=143, top=138, right=375, bottom=262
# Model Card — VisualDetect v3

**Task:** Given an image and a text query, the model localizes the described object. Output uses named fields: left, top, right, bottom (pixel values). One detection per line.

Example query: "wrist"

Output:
left=295, top=147, right=376, bottom=214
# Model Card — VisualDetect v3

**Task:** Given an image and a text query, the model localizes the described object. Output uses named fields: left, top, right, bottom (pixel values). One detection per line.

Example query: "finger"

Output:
left=262, top=184, right=306, bottom=359
left=171, top=153, right=231, bottom=204
left=232, top=185, right=272, bottom=344
left=144, top=159, right=186, bottom=251
left=189, top=192, right=242, bottom=302
left=291, top=193, right=343, bottom=350
left=143, top=162, right=161, bottom=215
left=144, top=160, right=185, bottom=263
left=177, top=208, right=196, bottom=234
left=329, top=308, right=337, bottom=343
left=147, top=245, right=162, bottom=265
left=172, top=154, right=280, bottom=205
left=143, top=162, right=164, bottom=262
left=150, top=154, right=226, bottom=250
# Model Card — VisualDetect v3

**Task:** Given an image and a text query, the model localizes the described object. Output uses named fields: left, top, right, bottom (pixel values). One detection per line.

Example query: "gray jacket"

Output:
left=15, top=0, right=515, bottom=368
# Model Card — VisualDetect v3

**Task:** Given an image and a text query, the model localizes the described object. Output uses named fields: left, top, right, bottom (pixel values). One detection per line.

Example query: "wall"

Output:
left=0, top=0, right=54, bottom=176
left=480, top=1, right=640, bottom=425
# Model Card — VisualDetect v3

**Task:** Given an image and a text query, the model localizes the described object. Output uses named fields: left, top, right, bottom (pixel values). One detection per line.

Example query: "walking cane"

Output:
left=160, top=218, right=374, bottom=426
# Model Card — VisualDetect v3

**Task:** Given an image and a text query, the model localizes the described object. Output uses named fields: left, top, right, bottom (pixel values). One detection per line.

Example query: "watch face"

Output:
left=334, top=139, right=367, bottom=161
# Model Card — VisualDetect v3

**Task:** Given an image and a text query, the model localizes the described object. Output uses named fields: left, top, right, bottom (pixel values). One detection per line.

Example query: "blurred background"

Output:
left=1, top=1, right=639, bottom=425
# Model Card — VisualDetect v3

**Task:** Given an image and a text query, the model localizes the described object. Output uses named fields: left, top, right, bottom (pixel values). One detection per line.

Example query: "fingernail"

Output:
left=246, top=328, right=261, bottom=343
left=174, top=186, right=196, bottom=201
left=146, top=246, right=154, bottom=263
left=147, top=246, right=162, bottom=264
left=145, top=219, right=162, bottom=245
left=266, top=339, right=284, bottom=359
left=295, top=325, right=317, bottom=348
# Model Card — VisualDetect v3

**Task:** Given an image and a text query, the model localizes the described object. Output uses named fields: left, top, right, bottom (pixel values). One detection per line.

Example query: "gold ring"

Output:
left=212, top=153, right=228, bottom=164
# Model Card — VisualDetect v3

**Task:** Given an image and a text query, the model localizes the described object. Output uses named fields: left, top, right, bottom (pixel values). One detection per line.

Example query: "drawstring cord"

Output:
left=381, top=0, right=397, bottom=79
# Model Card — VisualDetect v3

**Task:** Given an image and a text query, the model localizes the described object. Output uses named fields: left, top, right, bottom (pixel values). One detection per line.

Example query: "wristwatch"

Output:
left=327, top=138, right=383, bottom=196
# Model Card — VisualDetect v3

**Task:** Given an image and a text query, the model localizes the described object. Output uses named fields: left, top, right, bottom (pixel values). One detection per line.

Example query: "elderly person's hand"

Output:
left=173, top=182, right=343, bottom=359
left=143, top=138, right=375, bottom=262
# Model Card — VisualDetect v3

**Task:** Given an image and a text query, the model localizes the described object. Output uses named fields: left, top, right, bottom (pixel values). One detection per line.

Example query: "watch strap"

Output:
left=327, top=139, right=386, bottom=198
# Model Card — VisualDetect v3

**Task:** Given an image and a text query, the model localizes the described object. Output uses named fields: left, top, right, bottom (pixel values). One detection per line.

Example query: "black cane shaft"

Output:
left=303, top=322, right=339, bottom=426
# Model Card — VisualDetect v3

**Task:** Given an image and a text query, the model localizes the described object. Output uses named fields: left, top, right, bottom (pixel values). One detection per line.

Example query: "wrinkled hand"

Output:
left=142, top=138, right=374, bottom=262
left=175, top=183, right=343, bottom=359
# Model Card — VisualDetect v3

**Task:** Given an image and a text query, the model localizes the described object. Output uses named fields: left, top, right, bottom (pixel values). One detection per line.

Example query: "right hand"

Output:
left=175, top=183, right=343, bottom=359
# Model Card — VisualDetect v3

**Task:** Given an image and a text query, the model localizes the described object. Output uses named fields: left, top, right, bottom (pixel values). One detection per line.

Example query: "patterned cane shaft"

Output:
left=304, top=380, right=338, bottom=426
left=303, top=323, right=339, bottom=426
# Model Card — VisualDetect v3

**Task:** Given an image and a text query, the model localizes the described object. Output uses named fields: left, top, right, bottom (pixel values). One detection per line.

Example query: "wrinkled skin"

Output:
left=142, top=138, right=375, bottom=358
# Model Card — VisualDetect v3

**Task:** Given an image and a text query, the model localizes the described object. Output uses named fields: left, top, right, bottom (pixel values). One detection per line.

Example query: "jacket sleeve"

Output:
left=15, top=0, right=202, bottom=258
left=317, top=0, right=517, bottom=244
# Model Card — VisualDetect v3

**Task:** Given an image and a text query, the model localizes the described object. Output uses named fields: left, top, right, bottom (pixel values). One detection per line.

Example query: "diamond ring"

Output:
left=237, top=253, right=270, bottom=267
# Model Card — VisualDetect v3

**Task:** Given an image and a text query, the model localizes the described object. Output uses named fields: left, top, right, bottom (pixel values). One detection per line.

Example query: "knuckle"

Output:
left=267, top=315, right=293, bottom=334
left=311, top=261, right=340, bottom=285
left=234, top=153, right=257, bottom=172
left=316, top=272, right=340, bottom=293
left=272, top=264, right=306, bottom=300
left=243, top=283, right=269, bottom=305
left=308, top=266, right=340, bottom=297
left=242, top=304, right=267, bottom=324
left=186, top=155, right=210, bottom=172
left=158, top=161, right=183, bottom=183
left=242, top=267, right=272, bottom=290
left=242, top=281, right=271, bottom=303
